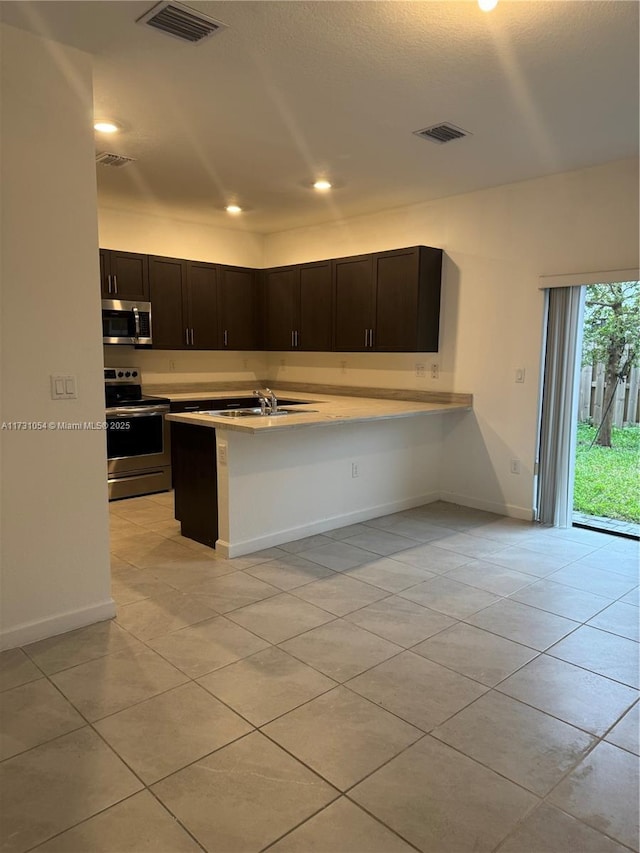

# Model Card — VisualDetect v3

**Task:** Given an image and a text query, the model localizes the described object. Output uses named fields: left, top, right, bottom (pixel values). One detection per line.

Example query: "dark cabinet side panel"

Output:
left=218, top=266, right=259, bottom=350
left=187, top=262, right=219, bottom=349
left=334, top=256, right=374, bottom=352
left=99, top=249, right=110, bottom=297
left=416, top=246, right=443, bottom=352
left=299, top=262, right=333, bottom=351
left=108, top=251, right=150, bottom=301
left=171, top=423, right=218, bottom=548
left=149, top=256, right=187, bottom=349
left=265, top=267, right=298, bottom=351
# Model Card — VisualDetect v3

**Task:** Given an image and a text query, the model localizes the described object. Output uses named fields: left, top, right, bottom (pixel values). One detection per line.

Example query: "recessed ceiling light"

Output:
left=313, top=179, right=332, bottom=191
left=225, top=204, right=242, bottom=214
left=478, top=0, right=498, bottom=10
left=94, top=120, right=120, bottom=133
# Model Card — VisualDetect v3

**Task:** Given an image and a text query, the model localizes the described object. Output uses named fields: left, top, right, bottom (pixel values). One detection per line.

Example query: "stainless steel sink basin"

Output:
left=203, top=407, right=318, bottom=418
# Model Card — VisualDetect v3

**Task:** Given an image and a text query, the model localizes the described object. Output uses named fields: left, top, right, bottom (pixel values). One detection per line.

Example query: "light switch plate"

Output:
left=50, top=375, right=77, bottom=399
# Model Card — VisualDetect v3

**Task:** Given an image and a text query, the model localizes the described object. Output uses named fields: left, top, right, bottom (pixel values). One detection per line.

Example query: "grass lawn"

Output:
left=574, top=424, right=640, bottom=522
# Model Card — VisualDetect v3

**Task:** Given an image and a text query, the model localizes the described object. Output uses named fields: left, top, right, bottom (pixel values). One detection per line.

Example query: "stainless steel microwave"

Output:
left=102, top=299, right=152, bottom=346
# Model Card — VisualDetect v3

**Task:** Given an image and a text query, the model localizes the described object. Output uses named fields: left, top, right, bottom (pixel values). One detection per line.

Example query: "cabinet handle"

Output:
left=113, top=275, right=118, bottom=295
left=295, top=330, right=299, bottom=347
left=107, top=274, right=112, bottom=294
left=190, top=328, right=194, bottom=346
left=364, top=329, right=368, bottom=347
left=185, top=328, right=189, bottom=346
left=224, top=330, right=228, bottom=347
left=291, top=330, right=294, bottom=348
left=369, top=328, right=374, bottom=347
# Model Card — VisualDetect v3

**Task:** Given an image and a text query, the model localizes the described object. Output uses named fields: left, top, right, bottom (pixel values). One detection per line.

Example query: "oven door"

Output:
left=106, top=404, right=171, bottom=476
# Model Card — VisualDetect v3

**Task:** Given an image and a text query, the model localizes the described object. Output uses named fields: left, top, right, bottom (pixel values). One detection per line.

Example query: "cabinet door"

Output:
left=374, top=246, right=442, bottom=352
left=299, top=262, right=332, bottom=351
left=264, top=267, right=298, bottom=350
left=334, top=255, right=374, bottom=351
left=374, top=248, right=420, bottom=351
left=149, top=256, right=187, bottom=349
left=218, top=266, right=259, bottom=350
left=107, top=251, right=149, bottom=301
left=187, top=262, right=218, bottom=349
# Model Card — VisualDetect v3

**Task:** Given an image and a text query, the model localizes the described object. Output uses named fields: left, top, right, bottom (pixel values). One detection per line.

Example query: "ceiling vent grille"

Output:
left=413, top=123, right=471, bottom=144
left=96, top=152, right=137, bottom=168
left=137, top=1, right=227, bottom=43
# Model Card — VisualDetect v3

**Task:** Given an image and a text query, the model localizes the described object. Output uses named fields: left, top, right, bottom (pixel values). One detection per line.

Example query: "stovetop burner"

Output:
left=104, top=367, right=169, bottom=408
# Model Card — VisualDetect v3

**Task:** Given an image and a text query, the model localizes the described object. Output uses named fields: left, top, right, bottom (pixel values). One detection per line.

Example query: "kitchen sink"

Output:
left=204, top=407, right=319, bottom=418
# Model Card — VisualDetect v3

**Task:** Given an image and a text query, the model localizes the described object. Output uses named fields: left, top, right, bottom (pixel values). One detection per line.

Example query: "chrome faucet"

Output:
left=253, top=387, right=277, bottom=414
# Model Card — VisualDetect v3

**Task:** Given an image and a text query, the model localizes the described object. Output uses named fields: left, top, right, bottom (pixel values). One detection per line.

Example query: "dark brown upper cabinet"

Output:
left=333, top=254, right=375, bottom=351
left=373, top=246, right=442, bottom=352
left=149, top=257, right=219, bottom=350
left=100, top=250, right=149, bottom=301
left=334, top=246, right=442, bottom=353
left=186, top=262, right=218, bottom=349
left=264, top=261, right=332, bottom=351
left=149, top=256, right=187, bottom=349
left=103, top=243, right=442, bottom=354
left=217, top=265, right=260, bottom=350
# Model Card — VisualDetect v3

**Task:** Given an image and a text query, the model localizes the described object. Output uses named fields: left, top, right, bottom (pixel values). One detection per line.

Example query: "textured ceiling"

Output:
left=2, top=0, right=638, bottom=233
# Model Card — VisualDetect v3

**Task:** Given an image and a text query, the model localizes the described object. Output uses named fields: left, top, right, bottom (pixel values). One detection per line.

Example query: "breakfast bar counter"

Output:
left=164, top=386, right=472, bottom=558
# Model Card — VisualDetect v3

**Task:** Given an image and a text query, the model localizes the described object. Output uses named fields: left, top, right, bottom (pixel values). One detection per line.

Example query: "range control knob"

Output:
left=117, top=371, right=124, bottom=378
left=132, top=370, right=138, bottom=378
left=125, top=371, right=131, bottom=377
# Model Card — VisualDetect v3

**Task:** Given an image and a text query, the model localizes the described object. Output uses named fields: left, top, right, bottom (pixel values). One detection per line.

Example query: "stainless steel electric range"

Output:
left=104, top=367, right=171, bottom=500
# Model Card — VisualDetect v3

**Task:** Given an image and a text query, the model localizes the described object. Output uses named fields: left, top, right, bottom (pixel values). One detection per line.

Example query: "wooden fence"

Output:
left=579, top=363, right=640, bottom=426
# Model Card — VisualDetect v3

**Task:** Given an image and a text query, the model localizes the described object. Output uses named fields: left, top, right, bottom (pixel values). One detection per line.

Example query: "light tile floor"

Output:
left=1, top=494, right=638, bottom=853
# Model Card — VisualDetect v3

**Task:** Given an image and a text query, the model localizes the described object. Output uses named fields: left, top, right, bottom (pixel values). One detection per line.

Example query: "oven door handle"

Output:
left=106, top=406, right=169, bottom=417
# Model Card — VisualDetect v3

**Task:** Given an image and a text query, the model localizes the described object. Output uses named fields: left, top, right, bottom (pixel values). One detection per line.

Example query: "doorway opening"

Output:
left=574, top=281, right=640, bottom=537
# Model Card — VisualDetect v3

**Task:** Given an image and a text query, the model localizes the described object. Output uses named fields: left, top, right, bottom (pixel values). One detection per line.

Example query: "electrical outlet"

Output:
left=415, top=363, right=426, bottom=378
left=510, top=458, right=521, bottom=475
left=431, top=363, right=440, bottom=380
left=218, top=442, right=228, bottom=466
left=169, top=360, right=176, bottom=371
left=515, top=368, right=526, bottom=384
left=351, top=462, right=359, bottom=478
left=340, top=360, right=347, bottom=374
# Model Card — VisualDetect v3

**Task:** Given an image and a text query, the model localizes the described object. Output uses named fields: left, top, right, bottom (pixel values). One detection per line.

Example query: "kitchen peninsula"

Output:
left=165, top=387, right=472, bottom=557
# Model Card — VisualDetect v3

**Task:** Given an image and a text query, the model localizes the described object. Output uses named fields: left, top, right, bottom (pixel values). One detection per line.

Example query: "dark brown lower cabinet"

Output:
left=171, top=423, right=218, bottom=548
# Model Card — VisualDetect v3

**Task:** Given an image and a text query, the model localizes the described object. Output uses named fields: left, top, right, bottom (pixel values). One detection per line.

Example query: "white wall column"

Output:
left=0, top=24, right=114, bottom=649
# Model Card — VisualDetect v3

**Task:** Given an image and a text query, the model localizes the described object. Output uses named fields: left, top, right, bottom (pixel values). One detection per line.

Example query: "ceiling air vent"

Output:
left=413, top=123, right=471, bottom=144
left=137, top=1, right=227, bottom=44
left=96, top=152, right=137, bottom=168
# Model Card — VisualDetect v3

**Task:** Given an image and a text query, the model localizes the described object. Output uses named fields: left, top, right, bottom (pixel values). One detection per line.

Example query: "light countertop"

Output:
left=165, top=389, right=472, bottom=434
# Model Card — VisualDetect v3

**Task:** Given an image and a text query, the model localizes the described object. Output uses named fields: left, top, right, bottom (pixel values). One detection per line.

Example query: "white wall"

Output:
left=0, top=24, right=114, bottom=648
left=99, top=206, right=268, bottom=385
left=263, top=158, right=639, bottom=518
left=217, top=414, right=447, bottom=557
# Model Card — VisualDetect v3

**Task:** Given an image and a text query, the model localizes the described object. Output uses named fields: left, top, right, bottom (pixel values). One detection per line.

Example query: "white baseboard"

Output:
left=439, top=491, right=534, bottom=521
left=217, top=491, right=442, bottom=558
left=0, top=598, right=117, bottom=651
